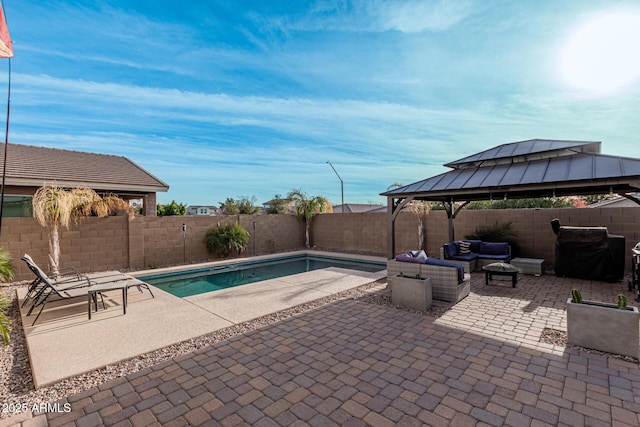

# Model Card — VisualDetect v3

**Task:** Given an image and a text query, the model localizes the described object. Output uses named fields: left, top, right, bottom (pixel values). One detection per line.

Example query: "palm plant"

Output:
left=408, top=201, right=431, bottom=251
left=32, top=183, right=133, bottom=276
left=0, top=247, right=14, bottom=346
left=205, top=222, right=250, bottom=257
left=287, top=189, right=330, bottom=248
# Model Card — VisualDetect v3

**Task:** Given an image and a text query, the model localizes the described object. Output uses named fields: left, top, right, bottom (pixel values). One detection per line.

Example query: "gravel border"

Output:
left=0, top=279, right=456, bottom=419
left=539, top=327, right=639, bottom=363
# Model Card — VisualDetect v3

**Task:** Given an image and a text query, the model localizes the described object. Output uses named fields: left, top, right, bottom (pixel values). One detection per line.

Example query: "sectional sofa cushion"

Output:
left=395, top=253, right=424, bottom=263
left=394, top=252, right=465, bottom=283
left=479, top=242, right=510, bottom=256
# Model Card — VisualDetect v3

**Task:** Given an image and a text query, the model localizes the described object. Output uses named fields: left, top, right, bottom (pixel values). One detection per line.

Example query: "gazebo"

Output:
left=381, top=139, right=640, bottom=259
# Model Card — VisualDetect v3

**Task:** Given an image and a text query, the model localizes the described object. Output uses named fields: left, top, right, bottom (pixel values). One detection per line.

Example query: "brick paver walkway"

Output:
left=5, top=273, right=640, bottom=426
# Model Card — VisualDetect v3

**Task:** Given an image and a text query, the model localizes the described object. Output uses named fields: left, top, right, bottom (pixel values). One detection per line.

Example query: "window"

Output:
left=1, top=196, right=33, bottom=217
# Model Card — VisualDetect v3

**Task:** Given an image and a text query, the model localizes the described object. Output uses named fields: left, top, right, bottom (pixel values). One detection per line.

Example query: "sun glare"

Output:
left=559, top=12, right=640, bottom=96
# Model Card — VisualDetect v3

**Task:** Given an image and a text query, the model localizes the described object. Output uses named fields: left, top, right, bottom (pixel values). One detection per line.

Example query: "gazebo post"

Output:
left=444, top=199, right=455, bottom=242
left=387, top=197, right=395, bottom=259
left=387, top=195, right=415, bottom=259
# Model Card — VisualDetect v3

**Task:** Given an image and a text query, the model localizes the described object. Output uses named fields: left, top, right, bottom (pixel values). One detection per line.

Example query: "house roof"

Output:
left=334, top=203, right=384, bottom=213
left=382, top=139, right=640, bottom=202
left=588, top=193, right=640, bottom=208
left=0, top=143, right=169, bottom=194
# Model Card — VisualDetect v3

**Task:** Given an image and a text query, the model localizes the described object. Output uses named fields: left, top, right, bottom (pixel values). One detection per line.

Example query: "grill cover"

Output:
left=555, top=226, right=625, bottom=281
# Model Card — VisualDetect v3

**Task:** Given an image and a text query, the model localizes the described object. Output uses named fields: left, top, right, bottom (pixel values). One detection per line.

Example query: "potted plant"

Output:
left=389, top=272, right=432, bottom=311
left=566, top=289, right=640, bottom=358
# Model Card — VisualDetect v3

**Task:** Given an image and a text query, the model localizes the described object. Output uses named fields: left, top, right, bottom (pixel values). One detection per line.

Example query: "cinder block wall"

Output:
left=2, top=215, right=305, bottom=281
left=2, top=207, right=638, bottom=282
left=312, top=207, right=640, bottom=272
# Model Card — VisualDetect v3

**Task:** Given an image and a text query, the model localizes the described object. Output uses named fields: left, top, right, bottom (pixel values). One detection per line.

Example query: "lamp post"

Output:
left=182, top=223, right=187, bottom=264
left=326, top=161, right=344, bottom=213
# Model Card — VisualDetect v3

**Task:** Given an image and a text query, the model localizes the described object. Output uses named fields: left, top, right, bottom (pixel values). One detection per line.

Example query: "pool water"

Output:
left=140, top=255, right=385, bottom=298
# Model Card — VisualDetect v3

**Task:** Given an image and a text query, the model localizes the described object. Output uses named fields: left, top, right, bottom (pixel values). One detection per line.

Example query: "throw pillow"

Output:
left=459, top=241, right=471, bottom=254
left=410, top=250, right=428, bottom=260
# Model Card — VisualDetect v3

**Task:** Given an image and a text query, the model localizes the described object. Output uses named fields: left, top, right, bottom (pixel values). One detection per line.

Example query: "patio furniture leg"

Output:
left=30, top=292, right=53, bottom=326
left=136, top=283, right=154, bottom=298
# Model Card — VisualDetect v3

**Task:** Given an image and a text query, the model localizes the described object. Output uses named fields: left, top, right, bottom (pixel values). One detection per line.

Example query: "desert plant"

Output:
left=571, top=289, right=583, bottom=304
left=465, top=220, right=518, bottom=253
left=618, top=294, right=627, bottom=310
left=408, top=201, right=431, bottom=251
left=205, top=222, right=250, bottom=257
left=0, top=295, right=9, bottom=346
left=0, top=247, right=14, bottom=346
left=33, top=183, right=133, bottom=276
left=287, top=189, right=330, bottom=248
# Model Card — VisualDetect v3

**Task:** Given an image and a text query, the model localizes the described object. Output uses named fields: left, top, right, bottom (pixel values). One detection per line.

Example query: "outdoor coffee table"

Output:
left=482, top=262, right=520, bottom=288
left=87, top=281, right=128, bottom=320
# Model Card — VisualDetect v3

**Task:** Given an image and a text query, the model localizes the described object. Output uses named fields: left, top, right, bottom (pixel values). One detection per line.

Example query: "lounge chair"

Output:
left=21, top=254, right=154, bottom=308
left=22, top=255, right=133, bottom=325
left=20, top=254, right=123, bottom=308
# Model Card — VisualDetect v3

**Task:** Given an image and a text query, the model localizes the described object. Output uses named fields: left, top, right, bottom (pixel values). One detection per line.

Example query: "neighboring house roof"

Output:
left=382, top=139, right=640, bottom=202
left=588, top=193, right=640, bottom=208
left=0, top=143, right=169, bottom=193
left=334, top=203, right=384, bottom=213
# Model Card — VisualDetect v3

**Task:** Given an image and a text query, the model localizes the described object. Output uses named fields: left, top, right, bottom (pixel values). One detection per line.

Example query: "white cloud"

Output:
left=288, top=0, right=483, bottom=33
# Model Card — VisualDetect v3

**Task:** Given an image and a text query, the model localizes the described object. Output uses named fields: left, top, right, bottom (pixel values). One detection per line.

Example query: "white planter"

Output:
left=566, top=298, right=640, bottom=358
left=390, top=275, right=432, bottom=311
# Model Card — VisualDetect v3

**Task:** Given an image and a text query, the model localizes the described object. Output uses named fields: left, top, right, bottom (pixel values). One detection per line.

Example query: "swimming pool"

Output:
left=140, top=254, right=385, bottom=298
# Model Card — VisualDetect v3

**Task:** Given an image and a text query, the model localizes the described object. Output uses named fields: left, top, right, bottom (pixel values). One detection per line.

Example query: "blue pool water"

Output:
left=139, top=255, right=385, bottom=298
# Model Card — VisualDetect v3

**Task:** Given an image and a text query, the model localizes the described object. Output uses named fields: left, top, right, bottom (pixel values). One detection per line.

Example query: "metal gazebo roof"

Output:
left=381, top=139, right=640, bottom=258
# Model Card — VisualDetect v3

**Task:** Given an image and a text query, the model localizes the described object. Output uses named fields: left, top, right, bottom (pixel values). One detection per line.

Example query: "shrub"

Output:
left=0, top=247, right=14, bottom=346
left=205, top=222, right=250, bottom=257
left=465, top=220, right=519, bottom=253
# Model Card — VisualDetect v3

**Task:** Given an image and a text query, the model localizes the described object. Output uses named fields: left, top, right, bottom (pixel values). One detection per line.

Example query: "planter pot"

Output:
left=566, top=298, right=640, bottom=358
left=389, top=275, right=432, bottom=311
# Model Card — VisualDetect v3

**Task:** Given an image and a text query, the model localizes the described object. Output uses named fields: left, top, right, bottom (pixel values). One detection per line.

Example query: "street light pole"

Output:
left=326, top=161, right=344, bottom=213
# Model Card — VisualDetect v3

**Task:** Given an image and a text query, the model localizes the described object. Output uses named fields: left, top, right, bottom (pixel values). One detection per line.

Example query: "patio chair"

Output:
left=22, top=255, right=131, bottom=325
left=20, top=254, right=123, bottom=308
left=21, top=254, right=154, bottom=307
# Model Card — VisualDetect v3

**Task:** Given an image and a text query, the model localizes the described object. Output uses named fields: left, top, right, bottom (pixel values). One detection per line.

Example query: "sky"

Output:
left=2, top=0, right=640, bottom=207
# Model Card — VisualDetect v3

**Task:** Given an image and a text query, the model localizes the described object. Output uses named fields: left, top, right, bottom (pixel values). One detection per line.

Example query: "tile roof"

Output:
left=0, top=143, right=169, bottom=193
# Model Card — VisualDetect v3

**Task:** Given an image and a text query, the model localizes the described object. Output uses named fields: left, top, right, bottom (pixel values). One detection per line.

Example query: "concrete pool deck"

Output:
left=18, top=252, right=386, bottom=388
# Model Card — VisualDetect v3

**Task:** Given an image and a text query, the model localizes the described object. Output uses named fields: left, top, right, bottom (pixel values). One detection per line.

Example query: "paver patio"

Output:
left=3, top=271, right=640, bottom=427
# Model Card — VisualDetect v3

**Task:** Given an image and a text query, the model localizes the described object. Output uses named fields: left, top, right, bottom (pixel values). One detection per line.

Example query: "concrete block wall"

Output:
left=312, top=213, right=386, bottom=254
left=1, top=206, right=638, bottom=282
left=422, top=207, right=640, bottom=272
left=1, top=215, right=305, bottom=282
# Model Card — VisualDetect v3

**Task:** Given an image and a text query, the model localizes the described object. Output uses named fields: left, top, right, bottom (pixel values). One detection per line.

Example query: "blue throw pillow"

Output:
left=443, top=242, right=458, bottom=258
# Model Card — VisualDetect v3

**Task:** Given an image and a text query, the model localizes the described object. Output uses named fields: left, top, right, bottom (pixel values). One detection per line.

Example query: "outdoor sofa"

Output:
left=387, top=251, right=471, bottom=303
left=440, top=240, right=511, bottom=272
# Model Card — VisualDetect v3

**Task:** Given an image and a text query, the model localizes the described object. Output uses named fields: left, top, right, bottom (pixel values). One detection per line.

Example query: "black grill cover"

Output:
left=555, top=226, right=625, bottom=281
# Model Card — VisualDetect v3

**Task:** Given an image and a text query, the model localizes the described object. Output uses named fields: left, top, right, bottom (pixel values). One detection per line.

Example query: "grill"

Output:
left=631, top=242, right=640, bottom=301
